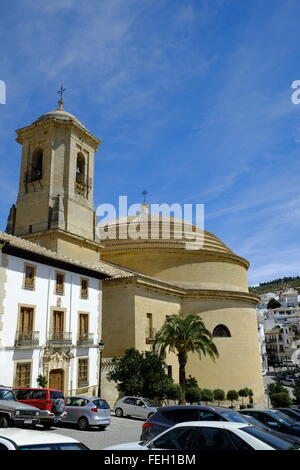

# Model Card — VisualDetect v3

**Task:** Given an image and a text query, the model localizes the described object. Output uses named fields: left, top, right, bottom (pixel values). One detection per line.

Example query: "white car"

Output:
left=103, top=421, right=299, bottom=451
left=0, top=428, right=89, bottom=450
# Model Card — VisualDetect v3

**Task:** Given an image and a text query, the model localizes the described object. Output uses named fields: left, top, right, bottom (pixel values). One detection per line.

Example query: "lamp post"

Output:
left=98, top=340, right=105, bottom=397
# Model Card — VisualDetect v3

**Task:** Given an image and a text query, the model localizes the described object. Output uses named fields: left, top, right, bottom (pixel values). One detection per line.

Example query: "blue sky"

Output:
left=0, top=0, right=300, bottom=286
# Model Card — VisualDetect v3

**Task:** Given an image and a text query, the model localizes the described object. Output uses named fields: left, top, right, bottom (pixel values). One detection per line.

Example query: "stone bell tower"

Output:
left=6, top=95, right=103, bottom=262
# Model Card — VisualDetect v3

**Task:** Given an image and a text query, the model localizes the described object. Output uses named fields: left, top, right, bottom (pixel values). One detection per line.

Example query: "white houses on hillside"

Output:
left=0, top=232, right=120, bottom=396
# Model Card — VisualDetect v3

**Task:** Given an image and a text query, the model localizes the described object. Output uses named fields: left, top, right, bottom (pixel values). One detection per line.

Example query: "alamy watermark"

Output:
left=0, top=80, right=6, bottom=104
left=96, top=196, right=205, bottom=250
left=291, top=80, right=300, bottom=104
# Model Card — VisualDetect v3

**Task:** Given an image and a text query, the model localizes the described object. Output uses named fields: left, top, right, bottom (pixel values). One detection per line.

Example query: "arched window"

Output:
left=76, top=152, right=85, bottom=184
left=30, top=148, right=43, bottom=181
left=212, top=324, right=231, bottom=338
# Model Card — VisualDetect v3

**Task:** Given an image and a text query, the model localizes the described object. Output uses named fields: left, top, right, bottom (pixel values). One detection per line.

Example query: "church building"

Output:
left=3, top=97, right=264, bottom=406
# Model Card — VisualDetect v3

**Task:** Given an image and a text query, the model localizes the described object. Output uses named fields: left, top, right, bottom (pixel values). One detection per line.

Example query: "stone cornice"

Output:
left=103, top=273, right=260, bottom=305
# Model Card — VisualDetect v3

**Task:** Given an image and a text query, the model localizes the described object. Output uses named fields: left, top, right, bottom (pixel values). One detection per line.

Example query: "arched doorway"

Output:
left=49, top=369, right=64, bottom=391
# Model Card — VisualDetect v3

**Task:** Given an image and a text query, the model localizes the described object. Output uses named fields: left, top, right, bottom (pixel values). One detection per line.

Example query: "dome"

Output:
left=99, top=207, right=250, bottom=292
left=33, top=107, right=86, bottom=129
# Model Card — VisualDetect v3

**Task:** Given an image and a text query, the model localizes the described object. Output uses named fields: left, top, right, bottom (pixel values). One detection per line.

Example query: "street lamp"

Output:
left=98, top=340, right=105, bottom=397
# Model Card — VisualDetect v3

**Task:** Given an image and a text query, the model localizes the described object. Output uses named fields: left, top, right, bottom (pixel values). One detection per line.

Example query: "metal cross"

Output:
left=57, top=84, right=66, bottom=101
left=142, top=190, right=149, bottom=203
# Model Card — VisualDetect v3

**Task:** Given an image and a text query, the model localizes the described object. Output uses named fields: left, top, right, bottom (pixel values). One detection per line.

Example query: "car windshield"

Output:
left=143, top=399, right=156, bottom=407
left=19, top=443, right=88, bottom=450
left=93, top=399, right=110, bottom=409
left=218, top=410, right=249, bottom=423
left=0, top=390, right=15, bottom=401
left=270, top=411, right=296, bottom=425
left=242, top=426, right=299, bottom=450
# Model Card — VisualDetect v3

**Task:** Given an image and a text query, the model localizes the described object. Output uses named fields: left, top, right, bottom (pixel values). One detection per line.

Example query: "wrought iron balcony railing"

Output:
left=48, top=330, right=72, bottom=347
left=15, top=331, right=40, bottom=348
left=77, top=333, right=94, bottom=346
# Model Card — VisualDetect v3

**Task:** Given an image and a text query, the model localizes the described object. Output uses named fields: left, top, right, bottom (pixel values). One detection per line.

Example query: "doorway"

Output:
left=49, top=369, right=64, bottom=392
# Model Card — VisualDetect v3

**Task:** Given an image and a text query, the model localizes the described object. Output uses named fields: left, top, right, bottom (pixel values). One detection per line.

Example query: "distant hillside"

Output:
left=249, top=276, right=300, bottom=295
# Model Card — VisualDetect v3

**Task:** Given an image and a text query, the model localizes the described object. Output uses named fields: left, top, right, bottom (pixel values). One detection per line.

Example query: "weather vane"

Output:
left=142, top=190, right=149, bottom=204
left=57, top=84, right=66, bottom=109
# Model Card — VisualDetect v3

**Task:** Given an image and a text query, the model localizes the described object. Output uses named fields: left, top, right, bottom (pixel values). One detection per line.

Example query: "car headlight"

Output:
left=15, top=410, right=21, bottom=416
left=35, top=412, right=39, bottom=416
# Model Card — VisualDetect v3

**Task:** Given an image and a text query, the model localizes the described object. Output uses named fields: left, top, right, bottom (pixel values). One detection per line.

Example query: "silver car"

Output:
left=62, top=396, right=111, bottom=431
left=114, top=396, right=157, bottom=419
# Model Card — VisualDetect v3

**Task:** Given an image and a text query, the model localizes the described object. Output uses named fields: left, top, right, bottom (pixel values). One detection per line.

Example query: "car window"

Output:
left=0, top=390, right=16, bottom=401
left=19, top=443, right=87, bottom=450
left=227, top=431, right=254, bottom=450
left=143, top=399, right=156, bottom=407
left=135, top=399, right=144, bottom=407
left=218, top=410, right=248, bottom=423
left=14, top=389, right=33, bottom=400
left=50, top=391, right=64, bottom=400
left=93, top=399, right=110, bottom=409
left=152, top=427, right=195, bottom=450
left=164, top=409, right=201, bottom=423
left=199, top=411, right=220, bottom=421
left=31, top=390, right=47, bottom=400
left=242, top=426, right=298, bottom=450
left=192, top=427, right=236, bottom=450
left=65, top=397, right=75, bottom=406
left=0, top=443, right=9, bottom=450
left=123, top=398, right=135, bottom=405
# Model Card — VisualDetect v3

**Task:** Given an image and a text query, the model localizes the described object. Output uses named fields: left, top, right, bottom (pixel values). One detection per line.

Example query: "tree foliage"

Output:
left=227, top=390, right=239, bottom=405
left=107, top=348, right=173, bottom=401
left=153, top=313, right=218, bottom=404
left=186, top=387, right=201, bottom=404
left=213, top=389, right=225, bottom=405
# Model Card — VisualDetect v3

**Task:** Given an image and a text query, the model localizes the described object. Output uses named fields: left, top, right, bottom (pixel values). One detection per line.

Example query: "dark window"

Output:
left=30, top=149, right=43, bottom=182
left=50, top=391, right=64, bottom=400
left=76, top=153, right=85, bottom=184
left=0, top=442, right=9, bottom=450
left=192, top=427, right=236, bottom=451
left=153, top=427, right=195, bottom=450
left=123, top=398, right=136, bottom=405
left=19, top=443, right=87, bottom=450
left=0, top=390, right=16, bottom=401
left=93, top=399, right=110, bottom=409
left=14, top=389, right=32, bottom=400
left=213, top=325, right=231, bottom=338
left=198, top=411, right=220, bottom=421
left=219, top=410, right=248, bottom=423
left=31, top=390, right=47, bottom=400
left=242, top=426, right=297, bottom=450
left=227, top=431, right=254, bottom=450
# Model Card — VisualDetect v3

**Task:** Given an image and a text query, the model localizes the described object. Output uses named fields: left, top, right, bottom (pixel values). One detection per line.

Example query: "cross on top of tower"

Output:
left=142, top=190, right=149, bottom=204
left=57, top=84, right=66, bottom=109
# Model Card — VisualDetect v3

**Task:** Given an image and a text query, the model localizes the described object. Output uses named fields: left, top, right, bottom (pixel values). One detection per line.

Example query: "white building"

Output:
left=0, top=232, right=125, bottom=396
left=278, top=289, right=299, bottom=308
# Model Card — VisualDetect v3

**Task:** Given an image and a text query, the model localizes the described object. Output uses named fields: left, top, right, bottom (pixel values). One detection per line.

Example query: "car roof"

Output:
left=157, top=405, right=232, bottom=412
left=173, top=421, right=249, bottom=430
left=0, top=428, right=79, bottom=446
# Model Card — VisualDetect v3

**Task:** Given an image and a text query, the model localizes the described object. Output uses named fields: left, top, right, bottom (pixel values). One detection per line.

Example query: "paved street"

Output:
left=39, top=415, right=144, bottom=450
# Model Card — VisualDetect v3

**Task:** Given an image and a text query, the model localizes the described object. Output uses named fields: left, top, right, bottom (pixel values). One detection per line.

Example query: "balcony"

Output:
left=15, top=331, right=39, bottom=349
left=77, top=333, right=94, bottom=346
left=48, top=330, right=72, bottom=348
left=145, top=327, right=157, bottom=344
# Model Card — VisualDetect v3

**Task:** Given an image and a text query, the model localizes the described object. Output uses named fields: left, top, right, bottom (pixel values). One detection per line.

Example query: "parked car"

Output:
left=275, top=408, right=300, bottom=424
left=140, top=405, right=250, bottom=441
left=14, top=387, right=66, bottom=429
left=241, top=413, right=300, bottom=446
left=104, top=421, right=300, bottom=451
left=281, top=378, right=297, bottom=387
left=114, top=397, right=157, bottom=420
left=62, top=395, right=111, bottom=431
left=239, top=409, right=300, bottom=438
left=0, top=385, right=40, bottom=428
left=0, top=428, right=89, bottom=450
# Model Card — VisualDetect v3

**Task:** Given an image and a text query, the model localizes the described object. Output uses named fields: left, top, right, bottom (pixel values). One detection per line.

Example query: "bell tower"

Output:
left=6, top=96, right=102, bottom=262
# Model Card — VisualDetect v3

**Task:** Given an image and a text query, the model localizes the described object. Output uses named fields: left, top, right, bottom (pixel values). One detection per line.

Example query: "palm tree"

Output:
left=153, top=313, right=219, bottom=404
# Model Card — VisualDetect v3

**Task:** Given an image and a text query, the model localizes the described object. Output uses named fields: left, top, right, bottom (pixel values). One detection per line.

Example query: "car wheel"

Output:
left=78, top=417, right=89, bottom=431
left=115, top=408, right=123, bottom=417
left=0, top=415, right=9, bottom=428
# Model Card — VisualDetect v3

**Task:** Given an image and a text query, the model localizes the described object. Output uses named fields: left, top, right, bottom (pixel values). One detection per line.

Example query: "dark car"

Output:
left=239, top=409, right=300, bottom=438
left=241, top=413, right=300, bottom=446
left=275, top=408, right=300, bottom=424
left=140, top=405, right=250, bottom=441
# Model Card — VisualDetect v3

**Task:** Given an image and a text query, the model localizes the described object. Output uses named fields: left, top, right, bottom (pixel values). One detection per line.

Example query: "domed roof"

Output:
left=33, top=106, right=86, bottom=129
left=99, top=205, right=245, bottom=261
